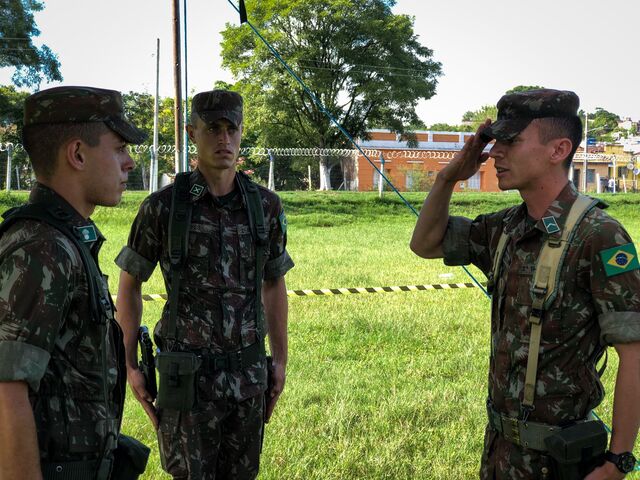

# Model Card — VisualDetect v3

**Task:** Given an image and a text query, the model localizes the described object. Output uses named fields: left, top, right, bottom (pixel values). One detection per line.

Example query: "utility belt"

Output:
left=41, top=434, right=150, bottom=480
left=487, top=403, right=563, bottom=451
left=156, top=342, right=266, bottom=411
left=487, top=403, right=607, bottom=479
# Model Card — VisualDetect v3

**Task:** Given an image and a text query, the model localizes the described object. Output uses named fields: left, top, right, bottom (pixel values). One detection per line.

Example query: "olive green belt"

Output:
left=487, top=404, right=563, bottom=451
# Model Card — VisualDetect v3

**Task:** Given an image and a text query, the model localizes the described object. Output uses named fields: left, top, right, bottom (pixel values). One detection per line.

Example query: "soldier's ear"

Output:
left=64, top=138, right=87, bottom=172
left=549, top=137, right=572, bottom=167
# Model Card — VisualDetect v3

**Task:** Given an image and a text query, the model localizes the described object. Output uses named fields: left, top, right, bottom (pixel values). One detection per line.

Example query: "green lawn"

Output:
left=1, top=189, right=639, bottom=479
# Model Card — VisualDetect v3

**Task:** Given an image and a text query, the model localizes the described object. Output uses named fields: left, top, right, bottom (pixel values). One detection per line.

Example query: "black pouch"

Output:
left=544, top=420, right=607, bottom=480
left=156, top=351, right=202, bottom=411
left=110, top=434, right=151, bottom=480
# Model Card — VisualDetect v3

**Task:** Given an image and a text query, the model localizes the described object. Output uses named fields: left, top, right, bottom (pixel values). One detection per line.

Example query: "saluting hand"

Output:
left=438, top=119, right=492, bottom=183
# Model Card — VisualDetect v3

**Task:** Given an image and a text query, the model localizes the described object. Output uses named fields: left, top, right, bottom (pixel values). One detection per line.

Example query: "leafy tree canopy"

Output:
left=428, top=122, right=473, bottom=132
left=1, top=0, right=62, bottom=88
left=221, top=0, right=442, bottom=149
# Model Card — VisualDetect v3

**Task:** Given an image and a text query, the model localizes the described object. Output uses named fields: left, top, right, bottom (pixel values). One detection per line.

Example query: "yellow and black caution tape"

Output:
left=112, top=282, right=484, bottom=302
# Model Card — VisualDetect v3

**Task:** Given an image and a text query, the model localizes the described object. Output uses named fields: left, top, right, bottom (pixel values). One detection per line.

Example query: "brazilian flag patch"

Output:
left=600, top=243, right=640, bottom=277
left=279, top=211, right=287, bottom=235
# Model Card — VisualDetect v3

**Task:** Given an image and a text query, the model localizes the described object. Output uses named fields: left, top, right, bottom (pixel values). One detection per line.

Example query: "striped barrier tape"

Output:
left=112, top=282, right=484, bottom=302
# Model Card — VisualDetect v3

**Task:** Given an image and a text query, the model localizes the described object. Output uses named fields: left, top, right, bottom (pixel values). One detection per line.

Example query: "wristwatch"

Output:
left=605, top=450, right=637, bottom=474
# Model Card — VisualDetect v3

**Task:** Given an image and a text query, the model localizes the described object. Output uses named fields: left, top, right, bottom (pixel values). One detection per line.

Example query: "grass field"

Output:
left=1, top=189, right=639, bottom=479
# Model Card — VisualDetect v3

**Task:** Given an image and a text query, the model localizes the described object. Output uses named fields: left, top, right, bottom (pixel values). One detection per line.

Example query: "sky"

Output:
left=2, top=0, right=639, bottom=127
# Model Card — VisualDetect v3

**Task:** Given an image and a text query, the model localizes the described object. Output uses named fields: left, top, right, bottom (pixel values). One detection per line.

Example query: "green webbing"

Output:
left=237, top=172, right=269, bottom=341
left=166, top=172, right=192, bottom=346
left=0, top=203, right=118, bottom=467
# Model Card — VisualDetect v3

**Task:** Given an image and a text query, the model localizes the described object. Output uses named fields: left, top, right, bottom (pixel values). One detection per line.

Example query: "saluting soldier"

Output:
left=411, top=89, right=640, bottom=479
left=0, top=86, right=146, bottom=479
left=116, top=89, right=293, bottom=479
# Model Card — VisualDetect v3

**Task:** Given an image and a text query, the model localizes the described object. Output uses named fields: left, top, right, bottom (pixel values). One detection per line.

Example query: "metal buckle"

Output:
left=502, top=415, right=521, bottom=446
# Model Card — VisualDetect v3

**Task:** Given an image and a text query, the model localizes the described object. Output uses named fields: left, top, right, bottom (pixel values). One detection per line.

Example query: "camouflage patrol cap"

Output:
left=480, top=89, right=580, bottom=142
left=23, top=86, right=146, bottom=144
left=191, top=90, right=243, bottom=128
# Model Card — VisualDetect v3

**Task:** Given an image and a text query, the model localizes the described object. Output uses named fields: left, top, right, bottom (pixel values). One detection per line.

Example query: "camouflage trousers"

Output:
left=157, top=394, right=265, bottom=480
left=480, top=425, right=555, bottom=480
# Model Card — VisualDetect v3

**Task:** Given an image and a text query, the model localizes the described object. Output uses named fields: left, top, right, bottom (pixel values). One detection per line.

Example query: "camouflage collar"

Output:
left=29, top=183, right=105, bottom=244
left=503, top=182, right=585, bottom=240
left=188, top=169, right=243, bottom=210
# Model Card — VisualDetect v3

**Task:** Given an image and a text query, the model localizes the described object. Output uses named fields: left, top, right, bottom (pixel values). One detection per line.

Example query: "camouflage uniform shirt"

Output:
left=0, top=184, right=125, bottom=461
left=116, top=169, right=294, bottom=402
left=442, top=182, right=640, bottom=478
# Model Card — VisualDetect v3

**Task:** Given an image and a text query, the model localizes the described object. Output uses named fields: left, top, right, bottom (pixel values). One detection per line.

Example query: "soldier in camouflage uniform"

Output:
left=115, top=89, right=294, bottom=479
left=410, top=89, right=640, bottom=480
left=0, top=87, right=145, bottom=479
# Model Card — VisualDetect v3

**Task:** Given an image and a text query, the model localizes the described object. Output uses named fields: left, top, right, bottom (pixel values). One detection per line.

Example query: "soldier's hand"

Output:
left=127, top=366, right=159, bottom=430
left=584, top=461, right=626, bottom=480
left=265, top=360, right=286, bottom=423
left=438, top=119, right=491, bottom=183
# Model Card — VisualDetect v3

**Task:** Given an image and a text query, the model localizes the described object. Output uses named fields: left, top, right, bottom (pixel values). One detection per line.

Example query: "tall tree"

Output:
left=221, top=0, right=442, bottom=189
left=0, top=0, right=62, bottom=88
left=0, top=85, right=30, bottom=187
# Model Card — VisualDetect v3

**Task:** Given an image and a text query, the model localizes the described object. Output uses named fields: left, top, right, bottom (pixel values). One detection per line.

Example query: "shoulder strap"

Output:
left=488, top=232, right=510, bottom=295
left=0, top=203, right=110, bottom=321
left=237, top=172, right=268, bottom=341
left=521, top=194, right=599, bottom=416
left=166, top=172, right=193, bottom=346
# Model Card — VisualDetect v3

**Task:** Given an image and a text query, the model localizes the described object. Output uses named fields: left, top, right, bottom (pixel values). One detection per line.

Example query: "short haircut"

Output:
left=534, top=116, right=583, bottom=168
left=22, top=122, right=110, bottom=179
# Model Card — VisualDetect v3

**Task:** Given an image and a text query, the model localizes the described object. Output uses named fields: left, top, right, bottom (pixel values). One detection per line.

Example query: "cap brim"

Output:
left=198, top=110, right=242, bottom=129
left=105, top=118, right=147, bottom=144
left=480, top=117, right=533, bottom=142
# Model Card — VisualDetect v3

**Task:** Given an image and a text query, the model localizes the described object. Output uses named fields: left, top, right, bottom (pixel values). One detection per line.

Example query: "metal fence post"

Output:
left=5, top=144, right=13, bottom=192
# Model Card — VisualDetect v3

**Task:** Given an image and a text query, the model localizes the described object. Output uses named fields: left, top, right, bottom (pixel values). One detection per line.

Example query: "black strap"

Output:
left=166, top=172, right=192, bottom=346
left=0, top=204, right=110, bottom=324
left=237, top=171, right=268, bottom=341
left=0, top=203, right=118, bottom=466
left=167, top=171, right=269, bottom=345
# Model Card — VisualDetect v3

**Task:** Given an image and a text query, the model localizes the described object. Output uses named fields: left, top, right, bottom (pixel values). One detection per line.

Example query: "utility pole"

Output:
left=582, top=112, right=588, bottom=192
left=172, top=0, right=183, bottom=174
left=182, top=0, right=190, bottom=172
left=378, top=153, right=385, bottom=198
left=268, top=151, right=275, bottom=191
left=151, top=38, right=160, bottom=193
left=5, top=145, right=12, bottom=191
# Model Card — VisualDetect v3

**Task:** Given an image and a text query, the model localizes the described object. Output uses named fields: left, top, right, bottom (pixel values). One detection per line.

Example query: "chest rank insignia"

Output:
left=190, top=184, right=205, bottom=197
left=601, top=243, right=640, bottom=277
left=541, top=216, right=560, bottom=234
left=75, top=225, right=98, bottom=243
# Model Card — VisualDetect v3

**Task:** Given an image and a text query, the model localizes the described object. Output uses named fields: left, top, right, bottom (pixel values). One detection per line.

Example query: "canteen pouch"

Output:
left=544, top=420, right=607, bottom=480
left=110, top=434, right=151, bottom=480
left=156, top=352, right=202, bottom=411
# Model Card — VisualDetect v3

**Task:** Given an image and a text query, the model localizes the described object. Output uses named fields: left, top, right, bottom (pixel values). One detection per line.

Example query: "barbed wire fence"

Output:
left=1, top=142, right=638, bottom=193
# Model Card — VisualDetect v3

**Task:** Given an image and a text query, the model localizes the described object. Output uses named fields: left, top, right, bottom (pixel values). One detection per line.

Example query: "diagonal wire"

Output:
left=226, top=0, right=488, bottom=298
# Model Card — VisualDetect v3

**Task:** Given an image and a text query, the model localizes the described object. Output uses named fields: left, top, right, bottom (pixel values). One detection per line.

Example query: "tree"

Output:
left=221, top=0, right=442, bottom=189
left=0, top=84, right=31, bottom=187
left=461, top=105, right=498, bottom=130
left=122, top=92, right=181, bottom=187
left=1, top=0, right=62, bottom=88
left=505, top=85, right=544, bottom=94
left=584, top=107, right=620, bottom=142
left=429, top=123, right=473, bottom=132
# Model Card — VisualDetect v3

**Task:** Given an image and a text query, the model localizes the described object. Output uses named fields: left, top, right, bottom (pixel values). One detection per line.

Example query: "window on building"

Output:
left=467, top=171, right=481, bottom=190
left=587, top=169, right=596, bottom=184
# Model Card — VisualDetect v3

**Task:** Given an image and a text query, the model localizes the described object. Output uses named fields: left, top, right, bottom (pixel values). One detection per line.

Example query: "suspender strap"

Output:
left=488, top=232, right=509, bottom=295
left=521, top=194, right=598, bottom=413
left=237, top=172, right=269, bottom=341
left=166, top=172, right=193, bottom=345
